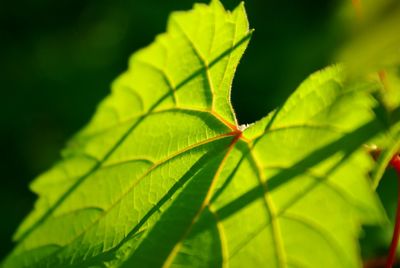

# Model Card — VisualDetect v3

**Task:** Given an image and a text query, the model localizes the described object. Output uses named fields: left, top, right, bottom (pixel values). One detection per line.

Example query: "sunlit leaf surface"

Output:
left=3, top=1, right=388, bottom=267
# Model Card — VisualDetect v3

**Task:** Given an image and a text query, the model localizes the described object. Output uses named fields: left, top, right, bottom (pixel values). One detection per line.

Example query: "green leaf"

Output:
left=3, top=1, right=388, bottom=267
left=338, top=0, right=400, bottom=77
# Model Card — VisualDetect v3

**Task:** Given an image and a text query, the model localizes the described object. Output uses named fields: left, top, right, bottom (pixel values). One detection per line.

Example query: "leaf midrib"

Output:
left=162, top=128, right=241, bottom=268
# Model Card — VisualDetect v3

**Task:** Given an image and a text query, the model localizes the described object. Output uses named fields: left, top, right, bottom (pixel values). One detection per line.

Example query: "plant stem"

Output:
left=386, top=155, right=400, bottom=268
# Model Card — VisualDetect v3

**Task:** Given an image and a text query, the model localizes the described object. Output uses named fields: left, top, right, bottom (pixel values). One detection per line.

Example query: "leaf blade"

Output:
left=3, top=1, right=389, bottom=268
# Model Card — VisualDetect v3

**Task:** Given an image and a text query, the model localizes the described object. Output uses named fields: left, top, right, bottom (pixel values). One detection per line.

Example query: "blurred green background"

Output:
left=1, top=0, right=396, bottom=262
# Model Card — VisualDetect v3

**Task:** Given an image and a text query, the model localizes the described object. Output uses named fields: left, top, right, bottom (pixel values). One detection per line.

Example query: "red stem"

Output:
left=386, top=155, right=400, bottom=268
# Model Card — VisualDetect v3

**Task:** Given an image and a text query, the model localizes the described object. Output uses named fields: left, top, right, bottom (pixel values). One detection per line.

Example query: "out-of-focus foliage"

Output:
left=338, top=0, right=400, bottom=76
left=337, top=0, right=400, bottom=264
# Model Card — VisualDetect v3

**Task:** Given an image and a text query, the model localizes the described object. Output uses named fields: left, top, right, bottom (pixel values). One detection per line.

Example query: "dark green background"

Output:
left=3, top=0, right=390, bottom=261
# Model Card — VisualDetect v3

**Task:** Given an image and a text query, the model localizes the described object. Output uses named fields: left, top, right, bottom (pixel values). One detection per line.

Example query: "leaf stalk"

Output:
left=386, top=154, right=400, bottom=268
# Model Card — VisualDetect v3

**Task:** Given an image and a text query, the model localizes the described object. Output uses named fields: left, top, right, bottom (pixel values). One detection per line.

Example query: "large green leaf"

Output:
left=3, top=1, right=388, bottom=267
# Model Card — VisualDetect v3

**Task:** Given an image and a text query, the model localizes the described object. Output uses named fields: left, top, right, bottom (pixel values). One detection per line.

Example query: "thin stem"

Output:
left=386, top=155, right=400, bottom=268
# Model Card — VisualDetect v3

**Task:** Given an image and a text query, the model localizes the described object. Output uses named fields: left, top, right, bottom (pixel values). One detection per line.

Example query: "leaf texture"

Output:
left=3, top=1, right=387, bottom=267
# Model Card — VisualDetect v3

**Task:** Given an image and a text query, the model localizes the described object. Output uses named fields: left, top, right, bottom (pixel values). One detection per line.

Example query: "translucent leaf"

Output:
left=3, top=1, right=389, bottom=267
